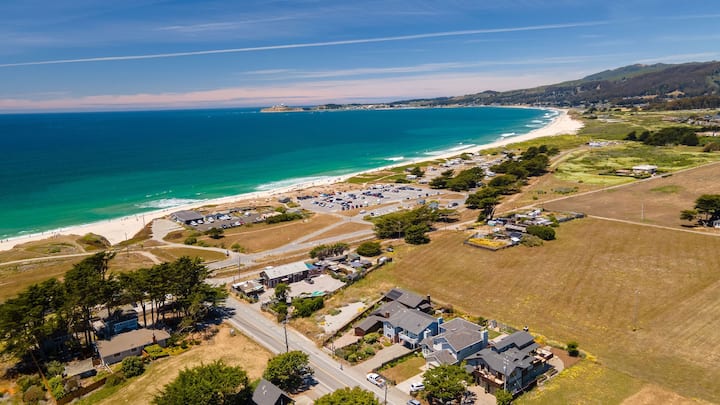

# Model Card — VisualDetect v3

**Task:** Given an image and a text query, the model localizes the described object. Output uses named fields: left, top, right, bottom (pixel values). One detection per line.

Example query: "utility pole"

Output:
left=384, top=382, right=388, bottom=405
left=283, top=314, right=289, bottom=353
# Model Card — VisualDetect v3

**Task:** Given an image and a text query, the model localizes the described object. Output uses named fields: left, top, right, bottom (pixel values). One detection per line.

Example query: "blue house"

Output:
left=422, top=318, right=488, bottom=367
left=382, top=308, right=439, bottom=348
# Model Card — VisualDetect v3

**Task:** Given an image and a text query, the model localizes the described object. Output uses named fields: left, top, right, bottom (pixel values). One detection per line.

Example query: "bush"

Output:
left=363, top=332, right=380, bottom=344
left=703, top=142, right=720, bottom=152
left=567, top=341, right=580, bottom=357
left=144, top=344, right=169, bottom=360
left=105, top=371, right=126, bottom=387
left=49, top=375, right=66, bottom=400
left=17, top=375, right=42, bottom=393
left=46, top=360, right=65, bottom=378
left=23, top=385, right=45, bottom=404
left=183, top=236, right=197, bottom=245
left=231, top=243, right=245, bottom=253
left=356, top=241, right=382, bottom=257
left=292, top=297, right=324, bottom=318
left=121, top=356, right=145, bottom=378
left=526, top=225, right=556, bottom=241
left=520, top=234, right=544, bottom=247
left=205, top=227, right=224, bottom=239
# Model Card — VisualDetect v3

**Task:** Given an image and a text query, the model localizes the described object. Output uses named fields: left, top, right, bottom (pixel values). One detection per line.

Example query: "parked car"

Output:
left=409, top=382, right=425, bottom=392
left=304, top=278, right=314, bottom=284
left=407, top=400, right=421, bottom=405
left=366, top=373, right=385, bottom=387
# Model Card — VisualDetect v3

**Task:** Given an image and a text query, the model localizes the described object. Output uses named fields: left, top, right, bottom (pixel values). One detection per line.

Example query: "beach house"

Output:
left=421, top=318, right=488, bottom=366
left=95, top=328, right=171, bottom=365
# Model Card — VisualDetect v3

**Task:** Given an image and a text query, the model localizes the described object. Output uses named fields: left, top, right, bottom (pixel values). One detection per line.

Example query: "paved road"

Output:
left=223, top=296, right=410, bottom=404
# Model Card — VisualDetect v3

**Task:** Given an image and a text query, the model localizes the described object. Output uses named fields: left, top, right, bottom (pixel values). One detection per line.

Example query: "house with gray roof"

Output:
left=382, top=308, right=439, bottom=348
left=252, top=378, right=294, bottom=405
left=260, top=261, right=311, bottom=288
left=170, top=210, right=204, bottom=225
left=95, top=328, right=170, bottom=366
left=465, top=331, right=553, bottom=395
left=422, top=318, right=488, bottom=367
left=383, top=288, right=432, bottom=312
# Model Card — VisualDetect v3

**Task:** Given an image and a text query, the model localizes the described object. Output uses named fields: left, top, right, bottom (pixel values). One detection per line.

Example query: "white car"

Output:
left=409, top=382, right=425, bottom=392
left=366, top=373, right=385, bottom=387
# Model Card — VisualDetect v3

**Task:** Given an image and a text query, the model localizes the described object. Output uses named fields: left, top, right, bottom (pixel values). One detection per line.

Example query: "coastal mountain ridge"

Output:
left=392, top=61, right=720, bottom=108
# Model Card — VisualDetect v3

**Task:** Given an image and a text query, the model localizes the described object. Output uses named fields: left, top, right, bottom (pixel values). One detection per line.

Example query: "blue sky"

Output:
left=1, top=0, right=719, bottom=111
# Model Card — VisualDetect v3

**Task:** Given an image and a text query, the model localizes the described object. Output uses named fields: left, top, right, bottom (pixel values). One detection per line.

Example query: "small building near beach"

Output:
left=632, top=164, right=658, bottom=175
left=171, top=210, right=204, bottom=225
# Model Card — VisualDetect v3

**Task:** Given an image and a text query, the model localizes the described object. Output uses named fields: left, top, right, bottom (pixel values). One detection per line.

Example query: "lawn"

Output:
left=545, top=161, right=720, bottom=228
left=91, top=324, right=271, bottom=405
left=518, top=361, right=644, bottom=405
left=343, top=218, right=720, bottom=402
left=380, top=355, right=425, bottom=384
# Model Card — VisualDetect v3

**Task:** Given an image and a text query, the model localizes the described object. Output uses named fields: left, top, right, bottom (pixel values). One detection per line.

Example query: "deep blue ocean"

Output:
left=0, top=107, right=552, bottom=238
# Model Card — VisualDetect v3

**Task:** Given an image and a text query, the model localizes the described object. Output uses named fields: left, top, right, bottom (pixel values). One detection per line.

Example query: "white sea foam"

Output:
left=135, top=198, right=201, bottom=209
left=385, top=156, right=405, bottom=162
left=255, top=176, right=335, bottom=192
left=500, top=132, right=516, bottom=138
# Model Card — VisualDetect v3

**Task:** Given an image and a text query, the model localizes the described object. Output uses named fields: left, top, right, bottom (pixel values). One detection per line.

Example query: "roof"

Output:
left=492, top=331, right=535, bottom=353
left=171, top=210, right=203, bottom=222
left=439, top=318, right=481, bottom=334
left=261, top=261, right=309, bottom=280
left=442, top=329, right=487, bottom=353
left=372, top=301, right=407, bottom=318
left=384, top=288, right=427, bottom=309
left=96, top=328, right=170, bottom=359
left=252, top=378, right=292, bottom=405
left=355, top=315, right=383, bottom=332
left=426, top=349, right=458, bottom=366
left=64, top=358, right=95, bottom=378
left=468, top=347, right=535, bottom=376
left=386, top=308, right=437, bottom=335
left=632, top=164, right=658, bottom=170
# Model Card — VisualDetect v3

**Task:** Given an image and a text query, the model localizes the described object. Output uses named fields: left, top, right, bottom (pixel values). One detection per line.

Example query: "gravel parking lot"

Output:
left=298, top=185, right=443, bottom=214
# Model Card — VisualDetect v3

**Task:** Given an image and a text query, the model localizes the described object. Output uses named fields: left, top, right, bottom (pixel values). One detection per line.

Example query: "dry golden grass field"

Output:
left=356, top=218, right=720, bottom=402
left=148, top=247, right=227, bottom=263
left=93, top=324, right=271, bottom=405
left=304, top=221, right=372, bottom=242
left=544, top=161, right=720, bottom=229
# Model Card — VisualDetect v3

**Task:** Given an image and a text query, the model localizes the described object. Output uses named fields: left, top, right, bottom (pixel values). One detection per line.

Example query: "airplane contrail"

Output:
left=0, top=21, right=608, bottom=68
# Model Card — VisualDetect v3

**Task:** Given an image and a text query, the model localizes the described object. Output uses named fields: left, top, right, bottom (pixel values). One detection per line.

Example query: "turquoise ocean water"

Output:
left=0, top=107, right=553, bottom=238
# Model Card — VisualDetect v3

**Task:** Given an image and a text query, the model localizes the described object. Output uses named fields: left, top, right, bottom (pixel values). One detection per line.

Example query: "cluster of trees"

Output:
left=356, top=241, right=382, bottom=257
left=373, top=205, right=456, bottom=245
left=0, top=253, right=226, bottom=363
left=262, top=351, right=313, bottom=392
left=316, top=387, right=378, bottom=404
left=526, top=225, right=556, bottom=241
left=625, top=127, right=699, bottom=146
left=153, top=360, right=251, bottom=405
left=266, top=211, right=304, bottom=224
left=422, top=363, right=471, bottom=404
left=430, top=167, right=484, bottom=191
left=309, top=242, right=348, bottom=259
left=681, top=194, right=720, bottom=226
left=464, top=146, right=554, bottom=221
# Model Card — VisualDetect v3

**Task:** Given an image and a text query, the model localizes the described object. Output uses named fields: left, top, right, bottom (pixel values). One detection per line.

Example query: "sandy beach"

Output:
left=0, top=108, right=583, bottom=252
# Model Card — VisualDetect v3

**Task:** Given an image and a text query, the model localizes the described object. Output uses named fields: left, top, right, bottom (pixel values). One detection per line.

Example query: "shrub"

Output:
left=46, top=360, right=64, bottom=378
left=292, top=297, right=324, bottom=318
left=144, top=344, right=169, bottom=360
left=703, top=142, right=720, bottom=152
left=48, top=375, right=66, bottom=400
left=363, top=346, right=375, bottom=356
left=356, top=241, right=382, bottom=257
left=205, top=227, right=224, bottom=239
left=183, top=236, right=197, bottom=245
left=363, top=332, right=380, bottom=344
left=105, top=371, right=126, bottom=387
left=231, top=243, right=245, bottom=253
left=520, top=234, right=544, bottom=247
left=23, top=385, right=45, bottom=404
left=121, top=356, right=145, bottom=378
left=17, top=375, right=42, bottom=393
left=567, top=341, right=580, bottom=357
left=526, top=225, right=556, bottom=241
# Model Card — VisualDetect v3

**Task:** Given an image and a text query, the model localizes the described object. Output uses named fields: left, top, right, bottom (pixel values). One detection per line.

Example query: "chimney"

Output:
left=427, top=295, right=431, bottom=305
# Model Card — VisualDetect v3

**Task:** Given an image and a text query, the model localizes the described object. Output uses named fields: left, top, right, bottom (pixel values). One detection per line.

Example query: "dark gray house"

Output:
left=382, top=308, right=439, bottom=348
left=466, top=331, right=553, bottom=395
left=382, top=288, right=432, bottom=312
left=252, top=379, right=294, bottom=405
left=260, top=262, right=311, bottom=288
left=170, top=210, right=204, bottom=225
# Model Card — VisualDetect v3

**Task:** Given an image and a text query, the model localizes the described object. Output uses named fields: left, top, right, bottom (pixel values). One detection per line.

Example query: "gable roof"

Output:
left=171, top=210, right=203, bottom=222
left=468, top=346, right=536, bottom=377
left=96, top=328, right=170, bottom=359
left=384, top=288, right=428, bottom=309
left=492, top=331, right=535, bottom=353
left=355, top=315, right=383, bottom=333
left=252, top=378, right=292, bottom=405
left=439, top=318, right=481, bottom=334
left=442, top=329, right=487, bottom=353
left=386, top=308, right=437, bottom=335
left=426, top=349, right=458, bottom=366
left=261, top=262, right=309, bottom=280
left=372, top=301, right=407, bottom=318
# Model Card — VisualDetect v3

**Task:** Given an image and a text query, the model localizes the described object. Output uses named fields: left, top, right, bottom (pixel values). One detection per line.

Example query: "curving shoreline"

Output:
left=0, top=108, right=583, bottom=252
